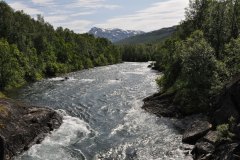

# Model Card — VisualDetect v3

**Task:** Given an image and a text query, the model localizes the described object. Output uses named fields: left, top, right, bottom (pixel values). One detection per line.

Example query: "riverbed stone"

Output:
left=192, top=141, right=215, bottom=159
left=182, top=120, right=212, bottom=145
left=212, top=75, right=240, bottom=125
left=213, top=96, right=240, bottom=125
left=203, top=131, right=218, bottom=144
left=0, top=98, right=63, bottom=160
left=142, top=92, right=182, bottom=118
left=212, top=143, right=240, bottom=160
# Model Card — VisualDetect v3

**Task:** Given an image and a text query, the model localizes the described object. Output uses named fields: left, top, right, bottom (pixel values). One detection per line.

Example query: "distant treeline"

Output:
left=0, top=2, right=121, bottom=90
left=119, top=44, right=155, bottom=62
left=154, top=0, right=240, bottom=114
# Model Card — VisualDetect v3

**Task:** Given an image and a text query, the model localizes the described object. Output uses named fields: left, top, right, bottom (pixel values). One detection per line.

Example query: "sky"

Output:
left=4, top=0, right=189, bottom=33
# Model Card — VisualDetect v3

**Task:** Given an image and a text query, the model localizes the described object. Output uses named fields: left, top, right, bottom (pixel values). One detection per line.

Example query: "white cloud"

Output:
left=32, top=0, right=54, bottom=5
left=9, top=2, right=43, bottom=15
left=45, top=15, right=68, bottom=23
left=66, top=0, right=120, bottom=10
left=70, top=11, right=95, bottom=17
left=96, top=0, right=189, bottom=31
left=55, top=20, right=93, bottom=33
left=7, top=0, right=189, bottom=33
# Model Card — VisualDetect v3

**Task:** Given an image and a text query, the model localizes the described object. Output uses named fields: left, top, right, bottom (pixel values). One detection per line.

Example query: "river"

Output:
left=14, top=62, right=192, bottom=160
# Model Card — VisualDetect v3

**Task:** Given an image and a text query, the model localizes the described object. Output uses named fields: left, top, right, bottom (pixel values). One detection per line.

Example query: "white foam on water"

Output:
left=121, top=71, right=145, bottom=75
left=107, top=79, right=121, bottom=84
left=67, top=77, right=77, bottom=81
left=79, top=79, right=95, bottom=82
left=107, top=100, right=193, bottom=160
left=48, top=77, right=65, bottom=81
left=16, top=113, right=92, bottom=160
left=48, top=77, right=77, bottom=82
left=110, top=124, right=124, bottom=135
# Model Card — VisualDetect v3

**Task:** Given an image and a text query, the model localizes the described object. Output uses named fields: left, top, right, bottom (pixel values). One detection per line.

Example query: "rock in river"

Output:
left=182, top=120, right=212, bottom=145
left=0, top=98, right=62, bottom=160
left=142, top=92, right=182, bottom=118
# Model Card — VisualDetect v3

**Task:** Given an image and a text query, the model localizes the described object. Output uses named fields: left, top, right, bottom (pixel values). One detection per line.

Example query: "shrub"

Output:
left=158, top=31, right=226, bottom=114
left=216, top=124, right=234, bottom=142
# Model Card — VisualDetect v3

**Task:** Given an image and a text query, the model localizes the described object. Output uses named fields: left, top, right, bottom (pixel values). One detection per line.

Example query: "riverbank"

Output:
left=0, top=98, right=62, bottom=160
left=142, top=75, right=240, bottom=159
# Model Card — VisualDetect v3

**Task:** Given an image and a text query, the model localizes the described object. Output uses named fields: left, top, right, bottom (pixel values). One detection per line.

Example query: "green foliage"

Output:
left=0, top=39, right=25, bottom=90
left=156, top=31, right=227, bottom=115
left=183, top=0, right=240, bottom=57
left=223, top=37, right=240, bottom=77
left=216, top=124, right=235, bottom=142
left=216, top=117, right=237, bottom=142
left=84, top=58, right=94, bottom=69
left=116, top=26, right=176, bottom=45
left=153, top=0, right=240, bottom=115
left=120, top=44, right=154, bottom=62
left=176, top=31, right=224, bottom=114
left=0, top=1, right=121, bottom=90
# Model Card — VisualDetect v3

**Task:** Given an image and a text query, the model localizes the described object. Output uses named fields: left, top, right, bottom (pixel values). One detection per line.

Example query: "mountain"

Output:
left=88, top=27, right=145, bottom=43
left=116, top=26, right=177, bottom=45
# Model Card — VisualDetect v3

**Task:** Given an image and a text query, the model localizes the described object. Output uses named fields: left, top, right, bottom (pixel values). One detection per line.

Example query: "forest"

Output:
left=153, top=0, right=240, bottom=115
left=119, top=44, right=155, bottom=62
left=1, top=0, right=240, bottom=117
left=0, top=1, right=121, bottom=90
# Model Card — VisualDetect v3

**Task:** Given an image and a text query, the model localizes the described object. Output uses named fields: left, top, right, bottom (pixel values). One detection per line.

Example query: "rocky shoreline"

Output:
left=0, top=98, right=63, bottom=160
left=142, top=76, right=240, bottom=159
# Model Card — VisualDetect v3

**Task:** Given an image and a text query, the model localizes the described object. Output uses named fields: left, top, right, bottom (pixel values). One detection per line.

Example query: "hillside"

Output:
left=115, top=26, right=176, bottom=44
left=0, top=1, right=121, bottom=90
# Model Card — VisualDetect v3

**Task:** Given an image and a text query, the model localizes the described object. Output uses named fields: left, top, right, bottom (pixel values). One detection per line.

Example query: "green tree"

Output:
left=84, top=58, right=94, bottom=69
left=224, top=37, right=240, bottom=76
left=175, top=31, right=225, bottom=114
left=0, top=39, right=25, bottom=90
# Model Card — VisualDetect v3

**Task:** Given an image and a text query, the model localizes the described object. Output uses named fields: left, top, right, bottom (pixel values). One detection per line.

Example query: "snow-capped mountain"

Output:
left=88, top=27, right=145, bottom=42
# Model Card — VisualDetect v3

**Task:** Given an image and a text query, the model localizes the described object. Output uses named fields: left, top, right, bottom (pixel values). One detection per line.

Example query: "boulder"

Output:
left=195, top=141, right=215, bottom=154
left=193, top=142, right=240, bottom=160
left=234, top=123, right=240, bottom=137
left=203, top=131, right=218, bottom=144
left=182, top=120, right=212, bottom=144
left=225, top=76, right=240, bottom=110
left=213, top=95, right=240, bottom=125
left=212, top=143, right=240, bottom=160
left=142, top=92, right=182, bottom=118
left=171, top=114, right=208, bottom=133
left=213, top=75, right=240, bottom=125
left=0, top=98, right=63, bottom=160
left=191, top=131, right=219, bottom=160
left=143, top=101, right=180, bottom=117
left=192, top=141, right=215, bottom=160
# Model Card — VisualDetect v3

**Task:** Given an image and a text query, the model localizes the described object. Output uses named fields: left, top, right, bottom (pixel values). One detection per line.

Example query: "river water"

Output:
left=14, top=62, right=192, bottom=160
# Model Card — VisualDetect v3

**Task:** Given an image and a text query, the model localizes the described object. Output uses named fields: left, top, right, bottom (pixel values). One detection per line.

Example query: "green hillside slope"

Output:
left=115, top=26, right=176, bottom=44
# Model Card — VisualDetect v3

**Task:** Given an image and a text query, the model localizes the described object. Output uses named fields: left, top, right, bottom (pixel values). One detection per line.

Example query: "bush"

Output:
left=158, top=31, right=226, bottom=114
left=0, top=39, right=25, bottom=90
left=216, top=124, right=234, bottom=142
left=178, top=31, right=227, bottom=114
left=223, top=38, right=240, bottom=77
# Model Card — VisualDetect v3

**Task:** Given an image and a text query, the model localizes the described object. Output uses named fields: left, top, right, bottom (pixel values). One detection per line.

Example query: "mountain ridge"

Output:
left=115, top=26, right=177, bottom=44
left=88, top=27, right=145, bottom=42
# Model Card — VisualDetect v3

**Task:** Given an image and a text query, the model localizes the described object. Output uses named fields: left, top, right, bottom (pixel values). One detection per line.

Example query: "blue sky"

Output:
left=4, top=0, right=189, bottom=33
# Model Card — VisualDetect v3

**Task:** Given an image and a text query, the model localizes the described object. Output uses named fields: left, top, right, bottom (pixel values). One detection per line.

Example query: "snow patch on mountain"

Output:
left=88, top=27, right=145, bottom=42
